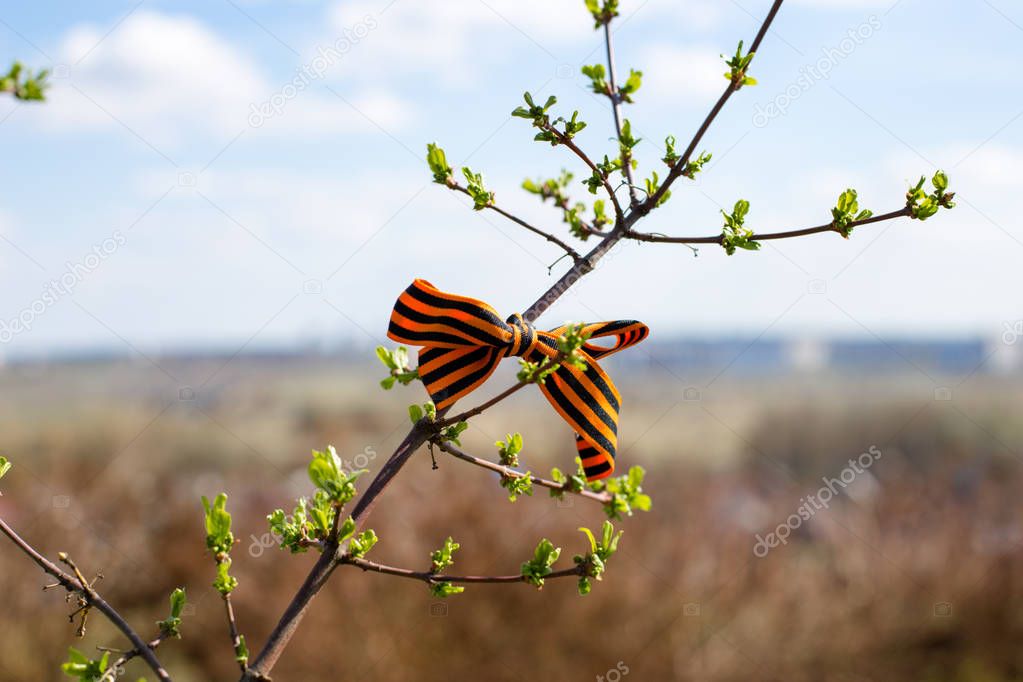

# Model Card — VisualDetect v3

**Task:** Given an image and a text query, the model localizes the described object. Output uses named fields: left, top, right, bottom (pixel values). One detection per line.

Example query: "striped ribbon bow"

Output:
left=386, top=279, right=649, bottom=481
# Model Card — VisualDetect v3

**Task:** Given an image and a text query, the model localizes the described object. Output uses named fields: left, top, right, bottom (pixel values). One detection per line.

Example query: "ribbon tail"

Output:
left=536, top=357, right=621, bottom=481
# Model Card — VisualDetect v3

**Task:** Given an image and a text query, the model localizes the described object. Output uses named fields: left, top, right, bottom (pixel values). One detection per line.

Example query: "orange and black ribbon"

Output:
left=386, top=279, right=649, bottom=481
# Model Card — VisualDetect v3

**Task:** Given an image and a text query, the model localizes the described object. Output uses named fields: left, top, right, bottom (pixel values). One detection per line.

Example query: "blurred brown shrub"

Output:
left=1, top=361, right=1021, bottom=681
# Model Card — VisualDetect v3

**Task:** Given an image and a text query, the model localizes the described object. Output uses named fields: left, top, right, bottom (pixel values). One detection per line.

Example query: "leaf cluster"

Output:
left=831, top=188, right=873, bottom=238
left=907, top=171, right=955, bottom=220
left=574, top=520, right=623, bottom=594
left=720, top=199, right=759, bottom=255
left=521, top=538, right=561, bottom=588
left=723, top=41, right=757, bottom=88
left=2, top=61, right=48, bottom=101
left=375, top=346, right=418, bottom=390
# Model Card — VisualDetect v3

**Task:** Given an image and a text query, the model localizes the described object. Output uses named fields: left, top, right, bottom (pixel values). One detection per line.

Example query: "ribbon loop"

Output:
left=387, top=279, right=649, bottom=481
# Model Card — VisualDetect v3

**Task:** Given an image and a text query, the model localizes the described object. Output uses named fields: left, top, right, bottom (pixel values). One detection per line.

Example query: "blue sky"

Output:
left=0, top=0, right=1020, bottom=359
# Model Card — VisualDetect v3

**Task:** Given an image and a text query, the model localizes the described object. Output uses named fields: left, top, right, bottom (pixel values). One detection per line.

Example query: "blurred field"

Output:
left=1, top=354, right=1022, bottom=681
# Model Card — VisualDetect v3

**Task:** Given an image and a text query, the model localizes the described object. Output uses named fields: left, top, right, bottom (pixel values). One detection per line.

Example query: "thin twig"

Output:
left=341, top=555, right=584, bottom=585
left=434, top=440, right=612, bottom=504
left=100, top=633, right=170, bottom=682
left=603, top=21, right=638, bottom=207
left=637, top=0, right=786, bottom=214
left=625, top=207, right=912, bottom=245
left=435, top=382, right=530, bottom=428
left=0, top=518, right=172, bottom=681
left=223, top=594, right=246, bottom=674
left=538, top=120, right=624, bottom=222
left=449, top=183, right=583, bottom=261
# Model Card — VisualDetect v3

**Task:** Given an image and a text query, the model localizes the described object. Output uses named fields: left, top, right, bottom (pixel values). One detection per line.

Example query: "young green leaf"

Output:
left=500, top=473, right=534, bottom=502
left=376, top=346, right=418, bottom=390
left=644, top=171, right=671, bottom=207
left=429, top=581, right=465, bottom=598
left=495, top=433, right=524, bottom=467
left=720, top=199, right=760, bottom=255
left=235, top=635, right=249, bottom=666
left=1, top=62, right=49, bottom=101
left=549, top=457, right=587, bottom=499
left=682, top=151, right=712, bottom=179
left=308, top=446, right=366, bottom=504
left=907, top=171, right=955, bottom=220
left=723, top=41, right=757, bottom=88
left=521, top=538, right=562, bottom=589
left=431, top=536, right=460, bottom=573
left=426, top=143, right=453, bottom=184
left=619, top=69, right=642, bottom=103
left=348, top=529, right=378, bottom=559
left=584, top=0, right=620, bottom=27
left=831, top=188, right=873, bottom=238
left=156, top=587, right=187, bottom=638
left=202, top=493, right=234, bottom=557
left=597, top=465, right=653, bottom=519
left=214, top=558, right=238, bottom=595
left=439, top=421, right=469, bottom=446
left=572, top=520, right=624, bottom=594
left=461, top=167, right=494, bottom=210
left=581, top=63, right=609, bottom=95
left=61, top=647, right=109, bottom=681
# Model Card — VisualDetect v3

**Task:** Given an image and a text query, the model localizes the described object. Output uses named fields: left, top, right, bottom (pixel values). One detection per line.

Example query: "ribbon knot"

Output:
left=504, top=313, right=539, bottom=358
left=387, top=279, right=649, bottom=481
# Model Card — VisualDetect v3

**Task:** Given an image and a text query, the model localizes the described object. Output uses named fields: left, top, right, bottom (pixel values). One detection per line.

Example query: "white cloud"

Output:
left=636, top=44, right=726, bottom=104
left=326, top=0, right=730, bottom=87
left=947, top=144, right=1023, bottom=190
left=38, top=11, right=411, bottom=144
left=327, top=1, right=592, bottom=86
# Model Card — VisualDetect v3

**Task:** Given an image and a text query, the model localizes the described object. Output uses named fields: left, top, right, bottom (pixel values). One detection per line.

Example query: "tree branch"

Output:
left=636, top=0, right=786, bottom=214
left=0, top=517, right=172, bottom=681
left=435, top=381, right=529, bottom=428
left=625, top=207, right=912, bottom=245
left=433, top=440, right=613, bottom=504
left=448, top=183, right=583, bottom=261
left=243, top=4, right=801, bottom=677
left=341, top=555, right=584, bottom=585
